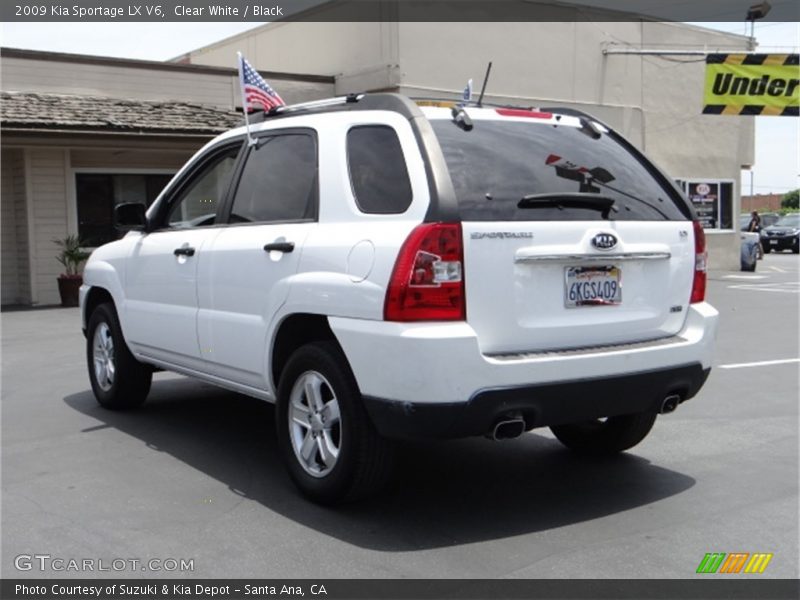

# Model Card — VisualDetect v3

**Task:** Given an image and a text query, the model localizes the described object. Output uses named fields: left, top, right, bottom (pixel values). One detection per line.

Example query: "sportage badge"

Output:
left=591, top=233, right=618, bottom=250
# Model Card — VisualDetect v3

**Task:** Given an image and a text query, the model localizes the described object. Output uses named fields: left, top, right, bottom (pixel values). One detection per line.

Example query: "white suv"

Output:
left=80, top=94, right=718, bottom=503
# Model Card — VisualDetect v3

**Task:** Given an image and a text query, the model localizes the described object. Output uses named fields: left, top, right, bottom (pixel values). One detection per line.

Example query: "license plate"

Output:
left=565, top=266, right=622, bottom=307
left=769, top=239, right=778, bottom=245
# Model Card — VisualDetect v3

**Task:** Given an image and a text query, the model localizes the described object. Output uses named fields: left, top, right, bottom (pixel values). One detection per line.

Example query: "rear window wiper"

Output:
left=518, top=193, right=618, bottom=217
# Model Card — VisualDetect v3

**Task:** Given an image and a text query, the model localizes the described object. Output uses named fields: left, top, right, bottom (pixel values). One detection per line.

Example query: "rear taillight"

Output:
left=384, top=223, right=465, bottom=321
left=690, top=220, right=707, bottom=304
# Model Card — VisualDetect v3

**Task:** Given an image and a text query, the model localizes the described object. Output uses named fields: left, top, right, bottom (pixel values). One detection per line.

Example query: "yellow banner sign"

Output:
left=703, top=54, right=799, bottom=116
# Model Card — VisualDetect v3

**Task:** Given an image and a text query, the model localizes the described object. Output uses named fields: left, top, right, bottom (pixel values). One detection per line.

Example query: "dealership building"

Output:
left=1, top=3, right=755, bottom=306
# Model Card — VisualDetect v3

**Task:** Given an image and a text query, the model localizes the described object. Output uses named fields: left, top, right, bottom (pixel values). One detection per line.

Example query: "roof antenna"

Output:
left=477, top=61, right=493, bottom=107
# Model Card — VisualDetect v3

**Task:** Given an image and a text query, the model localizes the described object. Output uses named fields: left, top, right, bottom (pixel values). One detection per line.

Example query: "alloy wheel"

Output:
left=288, top=371, right=341, bottom=477
left=92, top=323, right=115, bottom=391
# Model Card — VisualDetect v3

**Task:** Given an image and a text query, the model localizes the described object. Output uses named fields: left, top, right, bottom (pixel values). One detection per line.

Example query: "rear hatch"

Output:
left=426, top=107, right=697, bottom=355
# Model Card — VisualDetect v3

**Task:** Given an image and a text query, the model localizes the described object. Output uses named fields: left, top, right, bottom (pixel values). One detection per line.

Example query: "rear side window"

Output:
left=347, top=126, right=413, bottom=214
left=430, top=119, right=689, bottom=221
left=230, top=133, right=317, bottom=223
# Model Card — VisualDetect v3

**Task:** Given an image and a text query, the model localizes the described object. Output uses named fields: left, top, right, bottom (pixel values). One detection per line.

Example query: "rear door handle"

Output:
left=263, top=242, right=295, bottom=253
left=174, top=246, right=196, bottom=257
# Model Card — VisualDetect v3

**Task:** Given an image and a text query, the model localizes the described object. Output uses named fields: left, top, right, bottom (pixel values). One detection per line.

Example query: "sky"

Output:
left=0, top=19, right=798, bottom=196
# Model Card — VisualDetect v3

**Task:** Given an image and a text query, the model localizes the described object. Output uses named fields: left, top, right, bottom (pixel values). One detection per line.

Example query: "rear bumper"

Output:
left=332, top=301, right=716, bottom=392
left=363, top=363, right=710, bottom=440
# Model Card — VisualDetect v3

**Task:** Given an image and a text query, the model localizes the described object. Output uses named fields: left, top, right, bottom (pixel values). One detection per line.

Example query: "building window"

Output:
left=675, top=179, right=735, bottom=230
left=76, top=173, right=173, bottom=247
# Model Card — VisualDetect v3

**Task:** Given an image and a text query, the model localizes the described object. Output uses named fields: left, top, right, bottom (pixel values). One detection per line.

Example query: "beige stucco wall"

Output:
left=188, top=21, right=399, bottom=89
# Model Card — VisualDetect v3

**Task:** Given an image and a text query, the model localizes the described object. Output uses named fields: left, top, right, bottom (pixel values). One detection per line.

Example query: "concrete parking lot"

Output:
left=2, top=253, right=798, bottom=579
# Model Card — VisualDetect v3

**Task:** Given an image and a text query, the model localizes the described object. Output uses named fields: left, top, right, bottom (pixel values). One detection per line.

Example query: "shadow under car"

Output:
left=64, top=375, right=696, bottom=551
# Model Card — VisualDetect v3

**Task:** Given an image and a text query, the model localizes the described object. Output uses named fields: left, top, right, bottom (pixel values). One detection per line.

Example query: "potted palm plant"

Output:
left=54, top=235, right=91, bottom=307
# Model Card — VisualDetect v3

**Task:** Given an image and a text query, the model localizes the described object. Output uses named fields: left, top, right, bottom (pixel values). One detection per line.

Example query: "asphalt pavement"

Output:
left=1, top=253, right=798, bottom=579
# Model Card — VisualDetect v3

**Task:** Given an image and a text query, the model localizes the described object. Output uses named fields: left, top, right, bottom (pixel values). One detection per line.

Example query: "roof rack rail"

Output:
left=251, top=93, right=365, bottom=121
left=539, top=106, right=612, bottom=131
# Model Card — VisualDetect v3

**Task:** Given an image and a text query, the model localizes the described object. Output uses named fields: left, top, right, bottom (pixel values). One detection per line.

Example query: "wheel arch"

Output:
left=83, top=287, right=115, bottom=333
left=270, top=313, right=341, bottom=392
left=82, top=285, right=136, bottom=352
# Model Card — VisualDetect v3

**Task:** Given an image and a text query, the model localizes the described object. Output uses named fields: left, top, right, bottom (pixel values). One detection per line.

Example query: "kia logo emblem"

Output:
left=592, top=233, right=618, bottom=250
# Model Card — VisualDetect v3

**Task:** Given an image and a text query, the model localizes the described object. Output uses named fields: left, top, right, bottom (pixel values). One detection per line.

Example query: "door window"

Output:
left=229, top=133, right=317, bottom=224
left=166, top=146, right=240, bottom=229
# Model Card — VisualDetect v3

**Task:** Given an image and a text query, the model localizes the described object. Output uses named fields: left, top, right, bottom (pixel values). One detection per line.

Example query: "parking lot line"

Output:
left=719, top=358, right=800, bottom=369
left=726, top=282, right=799, bottom=293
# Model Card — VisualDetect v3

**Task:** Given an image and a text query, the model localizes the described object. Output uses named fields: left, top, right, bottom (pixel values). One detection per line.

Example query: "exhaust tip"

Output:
left=491, top=418, right=526, bottom=440
left=660, top=394, right=681, bottom=414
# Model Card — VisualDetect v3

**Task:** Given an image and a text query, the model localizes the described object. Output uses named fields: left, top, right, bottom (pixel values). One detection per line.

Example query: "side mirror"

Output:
left=114, top=203, right=148, bottom=232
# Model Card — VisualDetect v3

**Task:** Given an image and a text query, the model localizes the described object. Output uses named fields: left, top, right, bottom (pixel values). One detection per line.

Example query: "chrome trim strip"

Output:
left=486, top=335, right=686, bottom=361
left=515, top=252, right=671, bottom=264
left=131, top=351, right=274, bottom=402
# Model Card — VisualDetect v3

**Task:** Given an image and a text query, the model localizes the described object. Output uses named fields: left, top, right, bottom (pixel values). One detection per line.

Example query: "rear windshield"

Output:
left=430, top=118, right=689, bottom=222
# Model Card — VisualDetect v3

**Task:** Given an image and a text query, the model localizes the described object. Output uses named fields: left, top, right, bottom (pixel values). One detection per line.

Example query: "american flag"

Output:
left=239, top=55, right=285, bottom=112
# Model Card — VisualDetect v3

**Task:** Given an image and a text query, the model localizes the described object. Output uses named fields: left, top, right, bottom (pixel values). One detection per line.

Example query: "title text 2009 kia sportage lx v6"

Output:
left=80, top=94, right=718, bottom=503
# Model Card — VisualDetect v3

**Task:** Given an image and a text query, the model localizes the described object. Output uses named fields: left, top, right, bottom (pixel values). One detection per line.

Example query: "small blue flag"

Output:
left=462, top=79, right=473, bottom=102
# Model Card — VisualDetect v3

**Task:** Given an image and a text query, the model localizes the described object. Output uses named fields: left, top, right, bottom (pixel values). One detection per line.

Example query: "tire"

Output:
left=86, top=303, right=151, bottom=409
left=275, top=341, right=394, bottom=504
left=550, top=412, right=657, bottom=455
left=743, top=247, right=757, bottom=272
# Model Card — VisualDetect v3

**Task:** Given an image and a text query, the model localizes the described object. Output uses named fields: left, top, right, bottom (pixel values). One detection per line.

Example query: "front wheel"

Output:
left=275, top=341, right=394, bottom=504
left=550, top=412, right=657, bottom=455
left=86, top=303, right=152, bottom=409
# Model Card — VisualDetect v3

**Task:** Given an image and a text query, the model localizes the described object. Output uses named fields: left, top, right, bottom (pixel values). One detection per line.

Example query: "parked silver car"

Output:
left=740, top=231, right=759, bottom=272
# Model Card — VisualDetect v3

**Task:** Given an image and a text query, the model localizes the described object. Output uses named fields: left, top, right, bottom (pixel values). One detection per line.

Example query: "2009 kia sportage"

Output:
left=80, top=94, right=718, bottom=503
